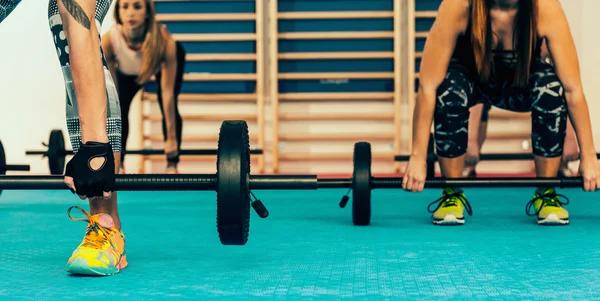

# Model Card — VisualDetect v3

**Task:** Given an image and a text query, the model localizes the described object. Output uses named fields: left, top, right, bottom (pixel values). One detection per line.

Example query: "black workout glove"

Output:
left=64, top=142, right=115, bottom=198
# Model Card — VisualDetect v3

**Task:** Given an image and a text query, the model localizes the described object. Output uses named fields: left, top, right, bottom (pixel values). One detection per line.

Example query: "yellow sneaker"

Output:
left=526, top=188, right=570, bottom=225
left=427, top=187, right=473, bottom=225
left=65, top=206, right=128, bottom=276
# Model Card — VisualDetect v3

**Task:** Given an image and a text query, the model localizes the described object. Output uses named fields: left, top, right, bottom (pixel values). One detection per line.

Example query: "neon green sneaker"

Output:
left=427, top=187, right=473, bottom=225
left=526, top=188, right=569, bottom=225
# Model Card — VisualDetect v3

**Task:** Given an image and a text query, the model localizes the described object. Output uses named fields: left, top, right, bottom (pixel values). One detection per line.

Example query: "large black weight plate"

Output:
left=0, top=140, right=5, bottom=196
left=352, top=142, right=371, bottom=225
left=216, top=120, right=251, bottom=245
left=48, top=130, right=65, bottom=175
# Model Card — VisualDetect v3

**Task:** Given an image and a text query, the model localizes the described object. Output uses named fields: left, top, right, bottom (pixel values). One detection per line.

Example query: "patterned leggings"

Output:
left=0, top=0, right=20, bottom=23
left=434, top=59, right=567, bottom=158
left=47, top=0, right=122, bottom=153
left=2, top=1, right=122, bottom=153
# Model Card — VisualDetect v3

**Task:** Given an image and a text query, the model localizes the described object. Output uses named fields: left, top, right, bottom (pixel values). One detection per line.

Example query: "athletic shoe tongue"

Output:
left=94, top=213, right=115, bottom=228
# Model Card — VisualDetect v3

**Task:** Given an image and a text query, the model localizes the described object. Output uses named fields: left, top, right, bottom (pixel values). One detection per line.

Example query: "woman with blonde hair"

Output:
left=103, top=0, right=185, bottom=174
left=402, top=0, right=600, bottom=226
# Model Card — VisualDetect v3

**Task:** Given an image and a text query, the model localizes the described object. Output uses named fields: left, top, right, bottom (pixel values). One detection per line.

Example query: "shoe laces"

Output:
left=427, top=189, right=473, bottom=216
left=67, top=206, right=116, bottom=250
left=525, top=190, right=570, bottom=216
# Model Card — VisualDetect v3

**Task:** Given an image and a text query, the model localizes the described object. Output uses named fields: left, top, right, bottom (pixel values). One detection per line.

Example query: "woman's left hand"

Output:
left=165, top=139, right=179, bottom=159
left=578, top=155, right=600, bottom=191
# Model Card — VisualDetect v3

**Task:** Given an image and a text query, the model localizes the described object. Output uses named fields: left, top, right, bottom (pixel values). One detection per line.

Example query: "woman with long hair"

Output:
left=402, top=0, right=600, bottom=226
left=102, top=0, right=185, bottom=174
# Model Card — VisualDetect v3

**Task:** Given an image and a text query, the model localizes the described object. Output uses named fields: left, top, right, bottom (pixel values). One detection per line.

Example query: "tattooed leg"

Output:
left=54, top=0, right=109, bottom=144
left=48, top=0, right=123, bottom=227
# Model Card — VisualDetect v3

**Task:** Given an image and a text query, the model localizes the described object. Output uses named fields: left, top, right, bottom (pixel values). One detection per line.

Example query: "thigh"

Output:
left=436, top=62, right=477, bottom=109
left=528, top=60, right=563, bottom=106
left=487, top=60, right=560, bottom=112
left=174, top=42, right=186, bottom=95
left=433, top=63, right=477, bottom=158
left=116, top=72, right=140, bottom=112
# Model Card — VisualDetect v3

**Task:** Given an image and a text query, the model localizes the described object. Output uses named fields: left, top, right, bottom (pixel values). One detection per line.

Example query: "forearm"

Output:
left=162, top=94, right=178, bottom=141
left=566, top=92, right=596, bottom=159
left=59, top=1, right=108, bottom=143
left=70, top=25, right=108, bottom=143
left=468, top=104, right=483, bottom=145
left=410, top=88, right=437, bottom=160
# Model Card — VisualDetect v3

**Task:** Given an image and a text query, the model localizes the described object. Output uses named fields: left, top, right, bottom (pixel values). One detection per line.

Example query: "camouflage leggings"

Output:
left=434, top=59, right=567, bottom=158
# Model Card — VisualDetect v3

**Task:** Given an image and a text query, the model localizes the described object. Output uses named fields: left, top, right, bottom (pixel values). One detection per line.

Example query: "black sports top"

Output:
left=450, top=18, right=544, bottom=83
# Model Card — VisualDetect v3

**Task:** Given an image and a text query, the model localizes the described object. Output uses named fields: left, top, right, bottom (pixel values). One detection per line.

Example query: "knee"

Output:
left=530, top=70, right=567, bottom=118
left=433, top=69, right=473, bottom=158
left=530, top=71, right=568, bottom=157
left=433, top=68, right=472, bottom=129
left=434, top=69, right=472, bottom=117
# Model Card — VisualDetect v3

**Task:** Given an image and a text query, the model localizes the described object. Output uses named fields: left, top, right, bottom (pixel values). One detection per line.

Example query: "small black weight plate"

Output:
left=352, top=142, right=371, bottom=226
left=0, top=140, right=5, bottom=196
left=216, top=120, right=251, bottom=245
left=48, top=130, right=66, bottom=175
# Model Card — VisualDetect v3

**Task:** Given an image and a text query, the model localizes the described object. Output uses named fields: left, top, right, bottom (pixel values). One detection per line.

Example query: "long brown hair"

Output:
left=114, top=0, right=167, bottom=84
left=470, top=0, right=538, bottom=87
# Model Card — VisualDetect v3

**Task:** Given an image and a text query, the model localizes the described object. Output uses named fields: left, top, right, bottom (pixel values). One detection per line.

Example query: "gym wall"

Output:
left=0, top=0, right=596, bottom=176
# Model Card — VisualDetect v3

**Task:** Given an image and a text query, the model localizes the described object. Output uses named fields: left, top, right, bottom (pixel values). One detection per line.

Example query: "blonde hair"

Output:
left=114, top=0, right=167, bottom=84
left=470, top=0, right=538, bottom=87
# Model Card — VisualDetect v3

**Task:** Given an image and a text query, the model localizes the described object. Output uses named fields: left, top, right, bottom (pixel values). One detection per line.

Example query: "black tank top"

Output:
left=451, top=19, right=543, bottom=84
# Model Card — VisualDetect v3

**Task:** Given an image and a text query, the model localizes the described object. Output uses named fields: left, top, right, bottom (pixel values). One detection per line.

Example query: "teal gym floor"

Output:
left=1, top=186, right=600, bottom=300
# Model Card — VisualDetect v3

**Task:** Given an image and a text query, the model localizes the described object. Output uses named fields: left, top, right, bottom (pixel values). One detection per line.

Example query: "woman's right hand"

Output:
left=464, top=140, right=480, bottom=167
left=402, top=156, right=428, bottom=192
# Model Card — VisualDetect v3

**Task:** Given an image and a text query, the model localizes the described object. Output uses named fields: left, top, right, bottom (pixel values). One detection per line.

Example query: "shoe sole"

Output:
left=538, top=214, right=569, bottom=225
left=433, top=214, right=464, bottom=225
left=66, top=256, right=128, bottom=276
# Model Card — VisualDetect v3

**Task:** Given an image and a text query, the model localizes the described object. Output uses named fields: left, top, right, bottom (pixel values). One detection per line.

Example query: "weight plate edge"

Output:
left=352, top=141, right=371, bottom=226
left=216, top=120, right=251, bottom=245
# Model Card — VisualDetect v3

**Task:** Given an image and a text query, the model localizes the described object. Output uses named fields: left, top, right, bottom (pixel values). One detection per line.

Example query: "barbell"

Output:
left=393, top=132, right=600, bottom=177
left=0, top=120, right=591, bottom=245
left=0, top=141, right=31, bottom=174
left=25, top=129, right=264, bottom=175
left=0, top=140, right=31, bottom=196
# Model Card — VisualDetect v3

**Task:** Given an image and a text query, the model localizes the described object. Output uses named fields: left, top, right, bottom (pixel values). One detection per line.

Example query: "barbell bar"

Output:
left=393, top=132, right=600, bottom=178
left=393, top=132, right=600, bottom=162
left=25, top=129, right=263, bottom=175
left=0, top=120, right=593, bottom=245
left=395, top=153, right=600, bottom=161
left=25, top=149, right=265, bottom=156
left=0, top=173, right=585, bottom=190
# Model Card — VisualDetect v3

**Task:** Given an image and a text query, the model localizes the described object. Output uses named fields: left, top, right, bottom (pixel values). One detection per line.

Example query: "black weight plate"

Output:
left=352, top=142, right=371, bottom=226
left=216, top=120, right=251, bottom=245
left=0, top=140, right=5, bottom=196
left=48, top=130, right=66, bottom=175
